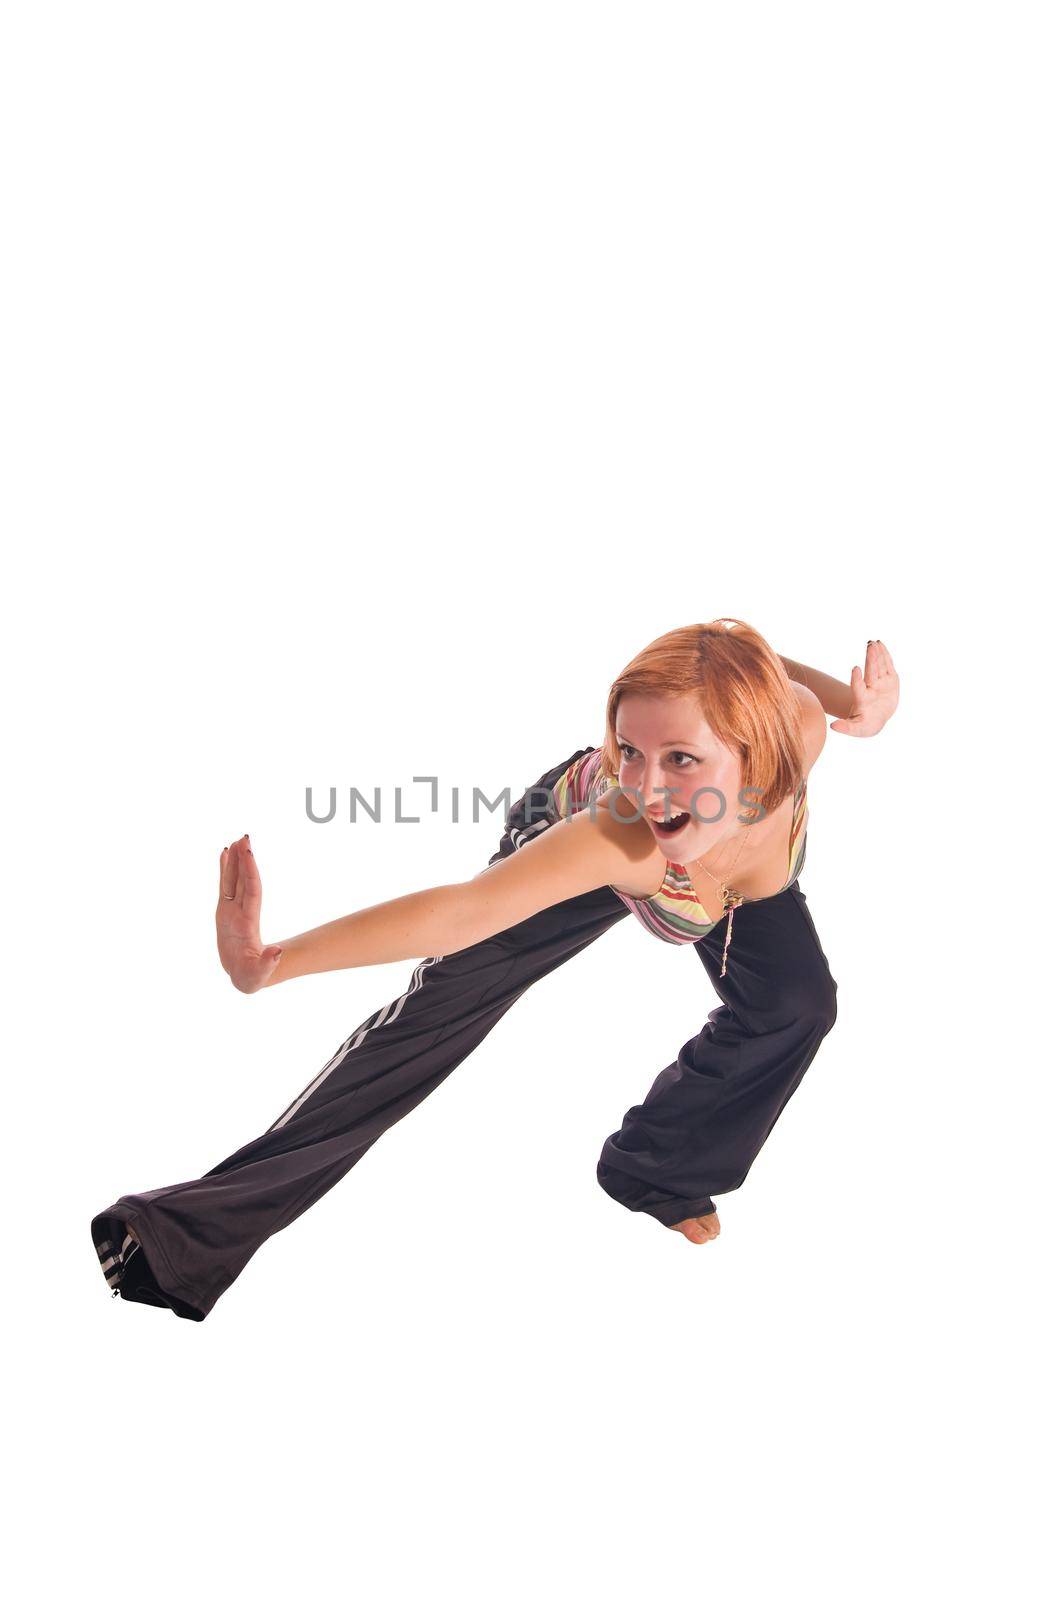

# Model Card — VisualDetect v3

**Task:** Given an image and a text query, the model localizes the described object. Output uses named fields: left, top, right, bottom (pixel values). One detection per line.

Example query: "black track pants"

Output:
left=595, top=877, right=838, bottom=1225
left=91, top=747, right=838, bottom=1321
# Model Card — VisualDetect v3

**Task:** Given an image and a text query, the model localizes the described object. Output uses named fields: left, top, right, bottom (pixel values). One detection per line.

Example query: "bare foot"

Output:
left=670, top=1211, right=721, bottom=1244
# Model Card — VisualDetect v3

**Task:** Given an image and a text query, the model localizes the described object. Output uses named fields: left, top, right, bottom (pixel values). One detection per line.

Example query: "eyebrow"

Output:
left=615, top=733, right=704, bottom=749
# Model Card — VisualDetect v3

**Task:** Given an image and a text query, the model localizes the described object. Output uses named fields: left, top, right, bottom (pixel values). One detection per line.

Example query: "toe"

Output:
left=669, top=1218, right=708, bottom=1243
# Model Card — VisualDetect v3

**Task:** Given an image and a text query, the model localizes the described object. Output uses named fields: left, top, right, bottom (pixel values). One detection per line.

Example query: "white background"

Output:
left=3, top=3, right=1058, bottom=1596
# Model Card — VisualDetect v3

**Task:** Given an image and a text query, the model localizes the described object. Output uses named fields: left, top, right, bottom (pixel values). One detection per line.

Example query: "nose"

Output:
left=644, top=768, right=682, bottom=814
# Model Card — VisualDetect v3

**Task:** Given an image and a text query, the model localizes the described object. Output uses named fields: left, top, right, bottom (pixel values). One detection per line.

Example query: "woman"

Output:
left=91, top=619, right=899, bottom=1320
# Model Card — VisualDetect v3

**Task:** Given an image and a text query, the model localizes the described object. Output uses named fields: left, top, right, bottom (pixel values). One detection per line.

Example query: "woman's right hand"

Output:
left=216, top=835, right=284, bottom=994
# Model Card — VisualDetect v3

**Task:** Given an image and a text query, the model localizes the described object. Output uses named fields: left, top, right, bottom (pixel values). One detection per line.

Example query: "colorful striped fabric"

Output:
left=549, top=746, right=808, bottom=945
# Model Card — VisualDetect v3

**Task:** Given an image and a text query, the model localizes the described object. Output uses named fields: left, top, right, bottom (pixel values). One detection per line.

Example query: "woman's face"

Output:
left=613, top=691, right=751, bottom=863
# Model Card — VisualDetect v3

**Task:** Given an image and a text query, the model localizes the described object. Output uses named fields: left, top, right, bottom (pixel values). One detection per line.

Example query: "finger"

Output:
left=228, top=836, right=248, bottom=899
left=872, top=641, right=887, bottom=682
left=240, top=841, right=263, bottom=915
left=261, top=946, right=284, bottom=980
left=234, top=834, right=251, bottom=909
left=829, top=718, right=856, bottom=735
left=248, top=947, right=283, bottom=993
left=850, top=663, right=866, bottom=702
left=865, top=640, right=880, bottom=682
left=220, top=843, right=238, bottom=901
left=878, top=639, right=895, bottom=675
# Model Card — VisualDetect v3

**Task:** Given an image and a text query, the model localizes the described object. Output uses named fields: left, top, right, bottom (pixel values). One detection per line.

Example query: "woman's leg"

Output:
left=91, top=748, right=629, bottom=1320
left=595, top=881, right=839, bottom=1228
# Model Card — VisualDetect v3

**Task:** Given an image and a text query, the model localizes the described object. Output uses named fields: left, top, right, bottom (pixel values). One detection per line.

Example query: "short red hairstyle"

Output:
left=601, top=618, right=805, bottom=818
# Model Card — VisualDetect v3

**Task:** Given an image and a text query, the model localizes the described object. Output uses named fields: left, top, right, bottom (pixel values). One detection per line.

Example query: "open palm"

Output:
left=830, top=639, right=900, bottom=737
left=216, top=835, right=283, bottom=994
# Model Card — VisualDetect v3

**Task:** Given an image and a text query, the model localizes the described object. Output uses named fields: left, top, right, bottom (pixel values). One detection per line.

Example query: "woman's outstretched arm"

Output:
left=780, top=640, right=900, bottom=735
left=778, top=653, right=854, bottom=719
left=216, top=800, right=640, bottom=994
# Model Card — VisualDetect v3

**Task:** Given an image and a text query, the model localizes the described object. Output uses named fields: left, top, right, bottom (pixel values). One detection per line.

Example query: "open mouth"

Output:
left=649, top=810, right=690, bottom=838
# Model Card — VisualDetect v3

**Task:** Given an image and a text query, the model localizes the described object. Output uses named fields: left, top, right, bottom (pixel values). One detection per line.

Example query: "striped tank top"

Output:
left=549, top=746, right=808, bottom=947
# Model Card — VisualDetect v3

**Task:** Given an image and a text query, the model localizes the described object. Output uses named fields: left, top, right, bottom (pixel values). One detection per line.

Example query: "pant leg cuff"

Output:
left=90, top=1203, right=210, bottom=1321
left=596, top=1161, right=717, bottom=1228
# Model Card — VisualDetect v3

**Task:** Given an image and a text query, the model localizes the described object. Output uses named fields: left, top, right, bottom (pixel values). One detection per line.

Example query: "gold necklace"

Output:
left=689, top=809, right=755, bottom=978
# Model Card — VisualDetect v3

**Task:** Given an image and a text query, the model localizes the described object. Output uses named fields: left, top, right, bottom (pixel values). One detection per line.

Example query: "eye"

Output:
left=618, top=743, right=698, bottom=767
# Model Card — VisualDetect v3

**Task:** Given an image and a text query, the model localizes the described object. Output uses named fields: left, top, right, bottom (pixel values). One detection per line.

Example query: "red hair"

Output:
left=601, top=619, right=804, bottom=818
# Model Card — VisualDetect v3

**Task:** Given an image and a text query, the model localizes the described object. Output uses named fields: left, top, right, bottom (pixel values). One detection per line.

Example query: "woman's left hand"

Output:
left=830, top=639, right=900, bottom=736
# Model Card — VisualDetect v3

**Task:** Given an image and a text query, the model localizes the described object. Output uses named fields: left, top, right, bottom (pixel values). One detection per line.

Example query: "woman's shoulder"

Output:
left=791, top=682, right=827, bottom=780
left=552, top=745, right=609, bottom=810
left=473, top=768, right=658, bottom=926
